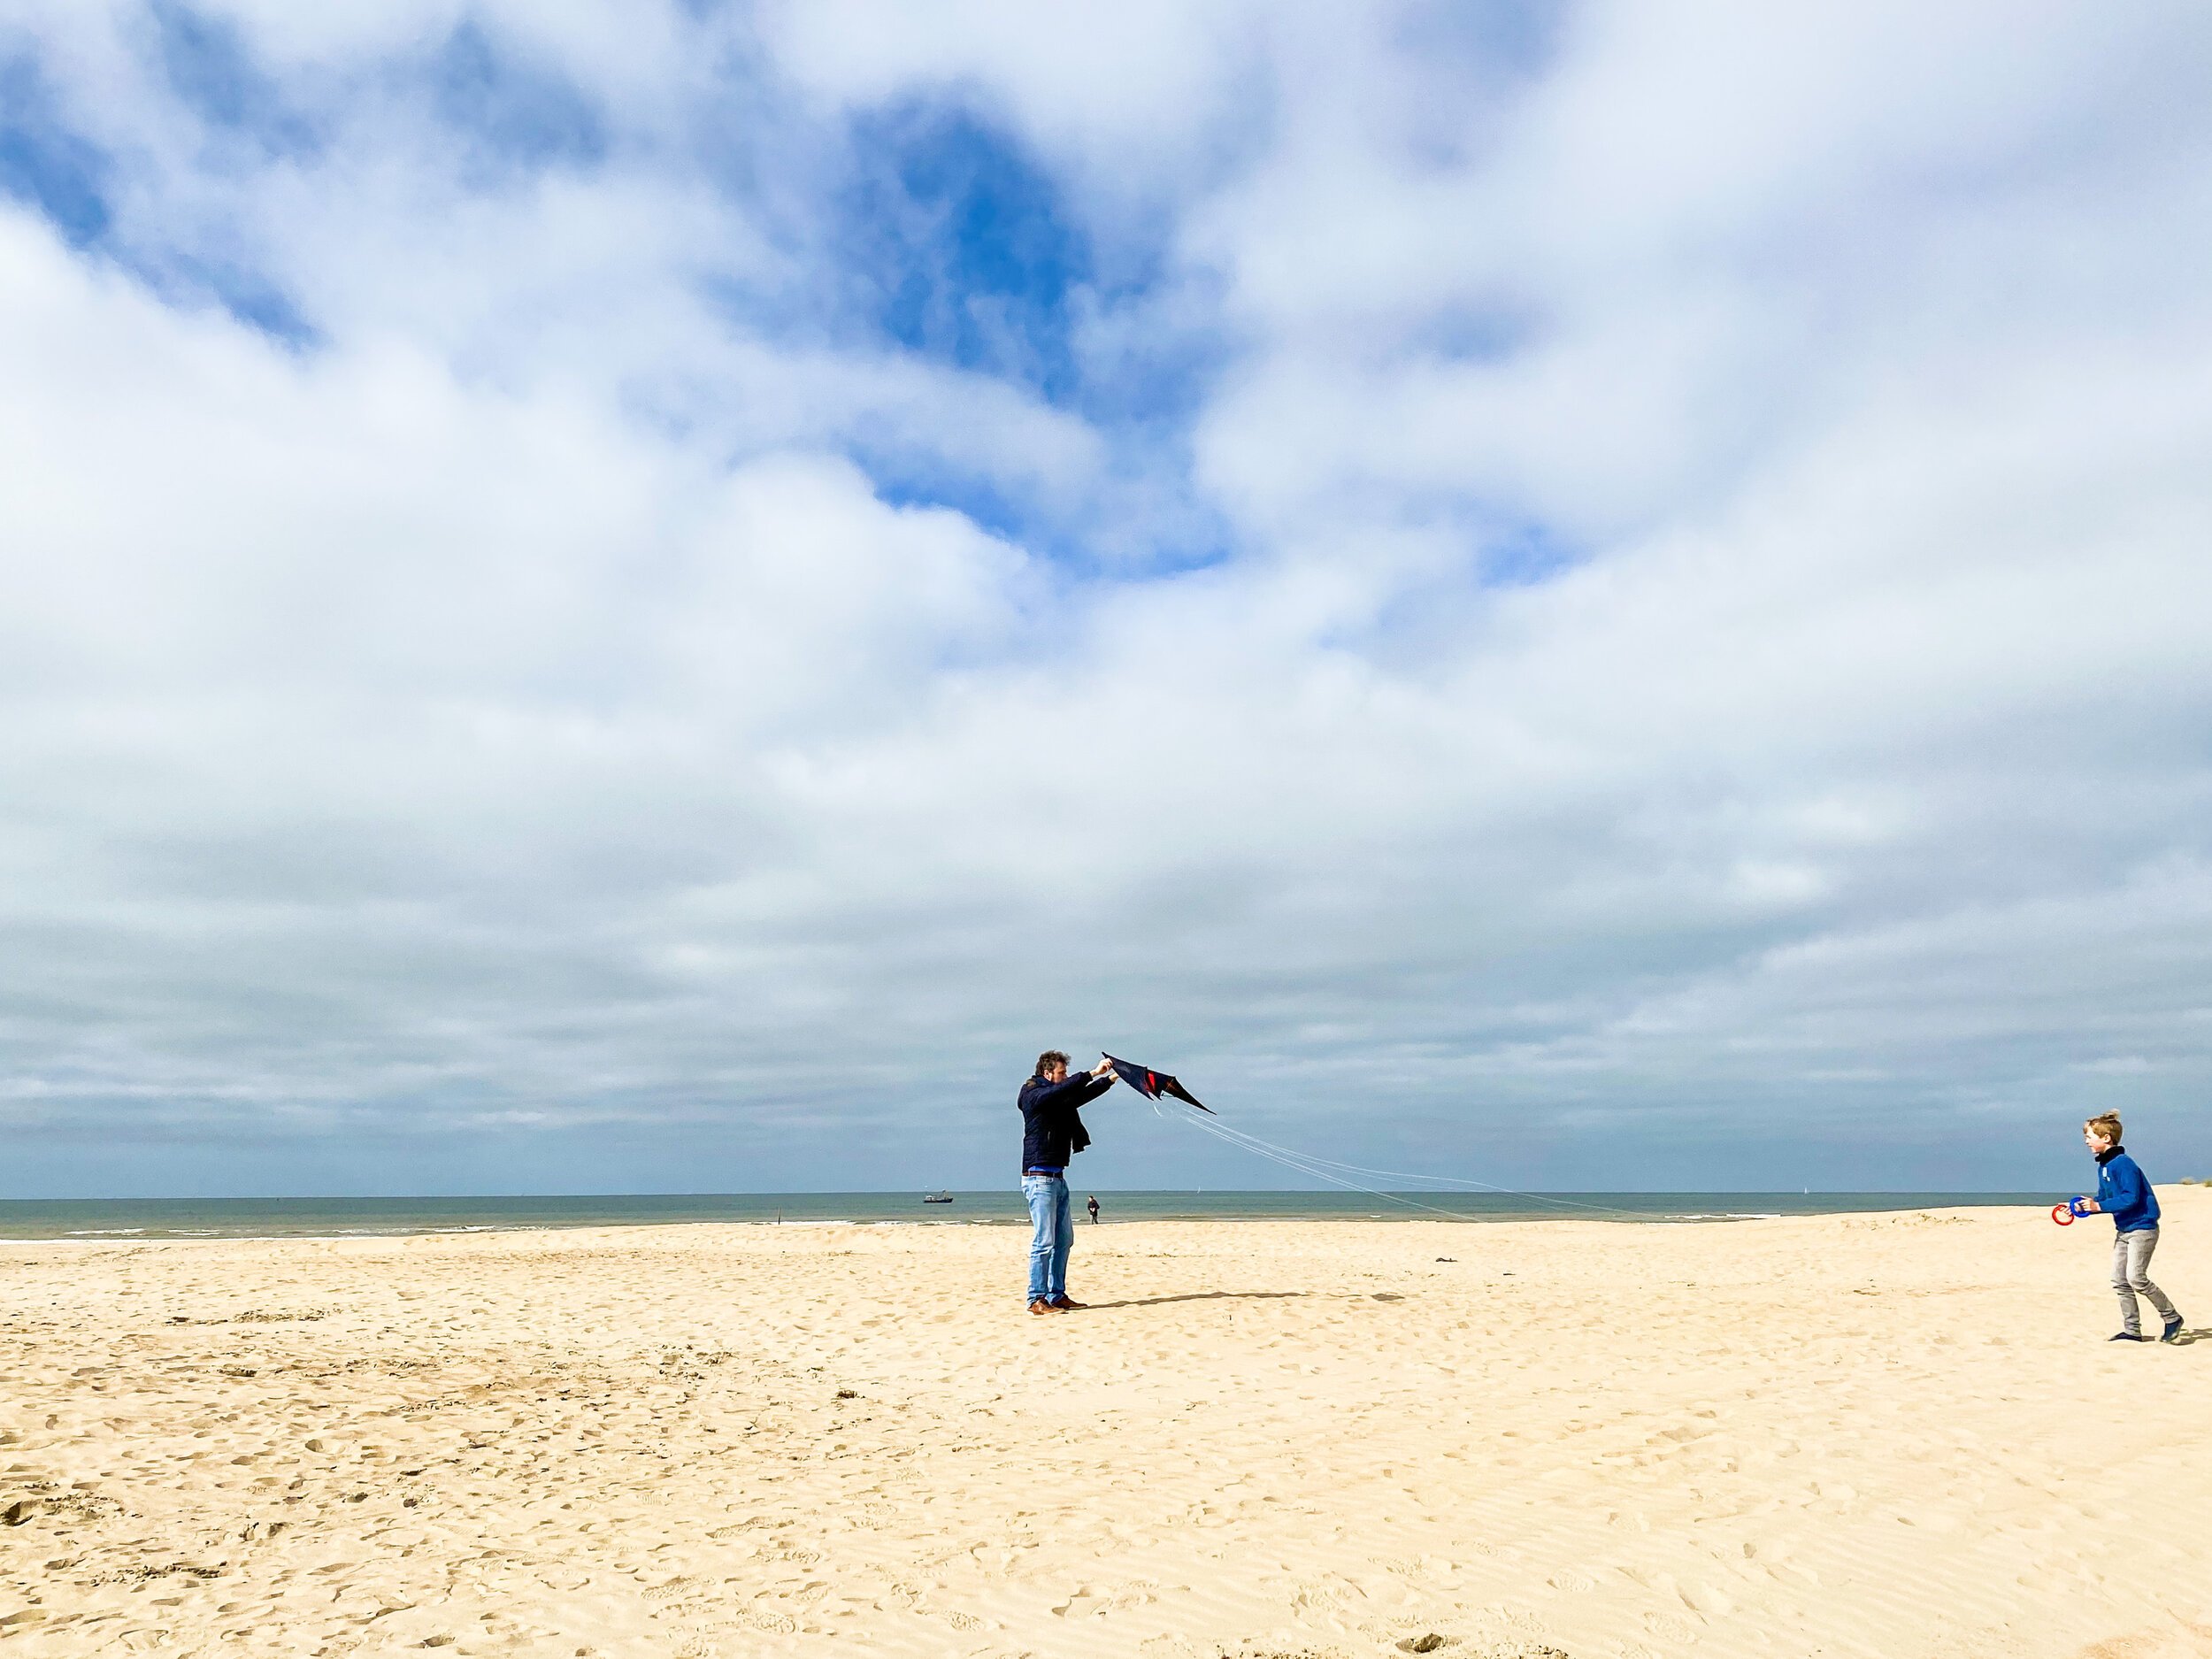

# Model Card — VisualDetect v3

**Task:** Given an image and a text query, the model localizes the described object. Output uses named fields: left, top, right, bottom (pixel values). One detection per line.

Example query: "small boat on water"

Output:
left=922, top=1190, right=954, bottom=1204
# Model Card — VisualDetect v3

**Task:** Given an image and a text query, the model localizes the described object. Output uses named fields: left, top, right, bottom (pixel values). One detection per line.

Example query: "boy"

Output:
left=2078, top=1112, right=2183, bottom=1343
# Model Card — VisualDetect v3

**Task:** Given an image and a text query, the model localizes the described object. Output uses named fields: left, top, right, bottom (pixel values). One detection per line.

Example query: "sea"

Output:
left=0, top=1190, right=2055, bottom=1241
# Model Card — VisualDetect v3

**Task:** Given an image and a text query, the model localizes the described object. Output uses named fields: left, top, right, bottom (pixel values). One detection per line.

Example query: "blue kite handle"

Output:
left=2069, top=1195, right=2093, bottom=1218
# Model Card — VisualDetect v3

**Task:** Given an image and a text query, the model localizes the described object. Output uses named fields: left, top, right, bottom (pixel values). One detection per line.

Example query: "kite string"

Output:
left=1148, top=1096, right=1659, bottom=1221
left=1197, top=1120, right=1640, bottom=1215
left=1172, top=1110, right=1559, bottom=1217
left=1145, top=1098, right=1493, bottom=1218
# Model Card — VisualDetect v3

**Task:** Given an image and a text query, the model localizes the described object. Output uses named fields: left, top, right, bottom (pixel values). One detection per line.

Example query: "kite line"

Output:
left=1141, top=1094, right=1663, bottom=1221
left=1104, top=1050, right=1667, bottom=1221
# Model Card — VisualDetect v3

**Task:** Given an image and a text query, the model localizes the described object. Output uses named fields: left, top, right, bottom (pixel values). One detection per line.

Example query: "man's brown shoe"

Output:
left=1028, top=1299, right=1060, bottom=1315
left=1048, top=1296, right=1087, bottom=1310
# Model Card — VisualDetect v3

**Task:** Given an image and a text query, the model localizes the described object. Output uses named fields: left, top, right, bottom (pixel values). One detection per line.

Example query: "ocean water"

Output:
left=0, top=1190, right=2055, bottom=1241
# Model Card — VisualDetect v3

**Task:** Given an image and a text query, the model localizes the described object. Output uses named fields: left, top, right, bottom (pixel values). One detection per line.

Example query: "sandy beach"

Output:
left=3, top=1197, right=2208, bottom=1658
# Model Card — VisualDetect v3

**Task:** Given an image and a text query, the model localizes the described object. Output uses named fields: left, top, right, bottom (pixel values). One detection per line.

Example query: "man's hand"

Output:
left=2081, top=1199, right=2101, bottom=1213
left=1092, top=1058, right=1116, bottom=1079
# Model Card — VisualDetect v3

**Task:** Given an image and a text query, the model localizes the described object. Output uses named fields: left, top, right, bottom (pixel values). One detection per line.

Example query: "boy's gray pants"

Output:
left=2112, top=1227, right=2177, bottom=1336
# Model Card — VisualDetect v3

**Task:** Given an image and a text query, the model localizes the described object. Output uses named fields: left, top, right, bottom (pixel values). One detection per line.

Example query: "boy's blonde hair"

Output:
left=2085, top=1111, right=2124, bottom=1146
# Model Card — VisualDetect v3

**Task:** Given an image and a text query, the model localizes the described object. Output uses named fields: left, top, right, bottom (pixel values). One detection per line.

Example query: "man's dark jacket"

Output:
left=1019, top=1071, right=1113, bottom=1171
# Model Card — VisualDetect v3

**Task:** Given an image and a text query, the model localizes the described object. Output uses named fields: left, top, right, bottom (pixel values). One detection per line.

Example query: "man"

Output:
left=1087, top=1194, right=1101, bottom=1225
left=1018, top=1051, right=1116, bottom=1314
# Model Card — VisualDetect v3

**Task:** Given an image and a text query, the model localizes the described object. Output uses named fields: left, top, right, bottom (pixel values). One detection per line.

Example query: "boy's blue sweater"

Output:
left=2095, top=1148, right=2160, bottom=1233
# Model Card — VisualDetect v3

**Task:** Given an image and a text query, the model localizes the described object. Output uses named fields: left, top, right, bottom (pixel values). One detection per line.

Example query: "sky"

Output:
left=3, top=1, right=2210, bottom=1198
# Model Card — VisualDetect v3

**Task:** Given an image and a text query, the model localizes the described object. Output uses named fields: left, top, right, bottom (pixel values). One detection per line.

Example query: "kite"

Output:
left=1102, top=1054, right=1213, bottom=1114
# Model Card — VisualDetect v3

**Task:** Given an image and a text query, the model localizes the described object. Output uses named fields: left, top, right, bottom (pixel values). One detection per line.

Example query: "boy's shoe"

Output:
left=2108, top=1332, right=2146, bottom=1341
left=2161, top=1314, right=2184, bottom=1343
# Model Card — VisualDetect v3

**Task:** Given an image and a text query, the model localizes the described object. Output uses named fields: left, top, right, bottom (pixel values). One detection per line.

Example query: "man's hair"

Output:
left=2085, top=1111, right=2124, bottom=1145
left=1036, top=1049, right=1071, bottom=1077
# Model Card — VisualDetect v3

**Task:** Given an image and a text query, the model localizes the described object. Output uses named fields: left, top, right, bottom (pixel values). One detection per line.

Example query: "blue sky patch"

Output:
left=149, top=1, right=319, bottom=158
left=1409, top=301, right=1532, bottom=365
left=1394, top=0, right=1565, bottom=86
left=816, top=102, right=1234, bottom=571
left=161, top=250, right=319, bottom=347
left=1480, top=517, right=1579, bottom=587
left=0, top=57, right=113, bottom=247
left=872, top=465, right=1031, bottom=548
left=432, top=23, right=608, bottom=176
left=841, top=104, right=1089, bottom=404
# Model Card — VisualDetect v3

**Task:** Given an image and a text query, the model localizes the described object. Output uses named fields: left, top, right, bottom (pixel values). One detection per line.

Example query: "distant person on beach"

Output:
left=2077, top=1112, right=2182, bottom=1342
left=1019, top=1051, right=1116, bottom=1314
left=1087, top=1194, right=1101, bottom=1225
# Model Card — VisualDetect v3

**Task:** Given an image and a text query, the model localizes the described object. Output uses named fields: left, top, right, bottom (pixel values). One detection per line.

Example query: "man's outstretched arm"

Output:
left=1025, top=1063, right=1114, bottom=1110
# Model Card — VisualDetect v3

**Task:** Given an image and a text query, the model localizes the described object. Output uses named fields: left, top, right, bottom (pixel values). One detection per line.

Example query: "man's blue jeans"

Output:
left=1023, top=1172, right=1072, bottom=1302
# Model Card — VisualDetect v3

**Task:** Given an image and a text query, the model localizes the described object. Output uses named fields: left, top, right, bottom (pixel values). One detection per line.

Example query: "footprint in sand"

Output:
left=1644, top=1610, right=1700, bottom=1643
left=1678, top=1581, right=1733, bottom=1616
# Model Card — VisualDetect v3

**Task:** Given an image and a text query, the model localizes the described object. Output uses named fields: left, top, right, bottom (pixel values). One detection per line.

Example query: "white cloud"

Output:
left=757, top=0, right=1270, bottom=175
left=2, top=1, right=2209, bottom=1194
